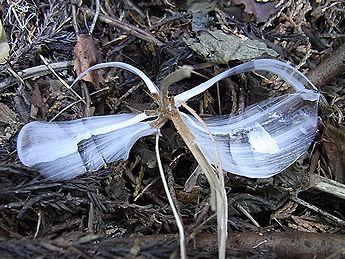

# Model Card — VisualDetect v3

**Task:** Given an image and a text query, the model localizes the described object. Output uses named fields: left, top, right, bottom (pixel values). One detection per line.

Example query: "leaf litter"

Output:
left=232, top=0, right=282, bottom=23
left=0, top=19, right=9, bottom=63
left=185, top=30, right=278, bottom=63
left=0, top=0, right=345, bottom=258
left=73, top=34, right=103, bottom=87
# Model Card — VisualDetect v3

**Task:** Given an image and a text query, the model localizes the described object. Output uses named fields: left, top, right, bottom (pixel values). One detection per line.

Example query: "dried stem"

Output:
left=71, top=3, right=80, bottom=35
left=88, top=0, right=100, bottom=34
left=0, top=61, right=71, bottom=92
left=291, top=197, right=345, bottom=227
left=160, top=66, right=193, bottom=107
left=155, top=131, right=186, bottom=259
left=80, top=6, right=164, bottom=47
left=170, top=111, right=227, bottom=259
left=81, top=81, right=92, bottom=117
left=157, top=66, right=228, bottom=259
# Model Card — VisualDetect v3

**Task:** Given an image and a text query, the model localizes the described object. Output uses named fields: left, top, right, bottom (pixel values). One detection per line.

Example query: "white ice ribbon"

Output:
left=17, top=59, right=320, bottom=180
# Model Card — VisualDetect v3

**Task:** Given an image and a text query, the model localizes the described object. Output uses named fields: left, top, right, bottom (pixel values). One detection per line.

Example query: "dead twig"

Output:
left=307, top=42, right=345, bottom=88
left=88, top=0, right=100, bottom=35
left=0, top=61, right=72, bottom=92
left=1, top=231, right=345, bottom=258
left=291, top=196, right=345, bottom=227
left=155, top=131, right=186, bottom=259
left=39, top=55, right=84, bottom=103
left=236, top=204, right=261, bottom=228
left=80, top=6, right=164, bottom=48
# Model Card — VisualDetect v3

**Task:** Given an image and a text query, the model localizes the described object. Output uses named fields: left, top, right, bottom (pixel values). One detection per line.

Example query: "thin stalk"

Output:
left=170, top=111, right=227, bottom=259
left=179, top=101, right=228, bottom=250
left=88, top=0, right=100, bottom=34
left=160, top=67, right=228, bottom=259
left=155, top=131, right=186, bottom=259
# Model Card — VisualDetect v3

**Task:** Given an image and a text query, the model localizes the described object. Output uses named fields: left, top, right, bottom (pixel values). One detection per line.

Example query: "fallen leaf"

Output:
left=185, top=30, right=278, bottom=64
left=177, top=0, right=220, bottom=12
left=322, top=124, right=345, bottom=183
left=175, top=0, right=220, bottom=31
left=31, top=84, right=48, bottom=118
left=0, top=102, right=19, bottom=142
left=232, top=0, right=281, bottom=23
left=0, top=20, right=10, bottom=64
left=0, top=102, right=17, bottom=124
left=73, top=34, right=103, bottom=87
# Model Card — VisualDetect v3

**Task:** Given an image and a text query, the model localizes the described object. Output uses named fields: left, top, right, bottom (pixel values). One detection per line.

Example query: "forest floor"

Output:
left=0, top=0, right=344, bottom=258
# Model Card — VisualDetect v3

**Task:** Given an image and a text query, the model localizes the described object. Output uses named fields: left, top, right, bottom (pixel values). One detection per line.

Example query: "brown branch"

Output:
left=142, top=231, right=345, bottom=258
left=1, top=231, right=345, bottom=258
left=307, top=42, right=345, bottom=88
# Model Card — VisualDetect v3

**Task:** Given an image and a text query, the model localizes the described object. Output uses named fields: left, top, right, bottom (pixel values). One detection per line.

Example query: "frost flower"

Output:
left=17, top=59, right=319, bottom=180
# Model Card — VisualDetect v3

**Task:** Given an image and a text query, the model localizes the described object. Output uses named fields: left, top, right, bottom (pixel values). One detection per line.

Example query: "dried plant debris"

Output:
left=185, top=30, right=278, bottom=63
left=0, top=102, right=19, bottom=143
left=3, top=1, right=74, bottom=64
left=176, top=0, right=220, bottom=31
left=177, top=0, right=221, bottom=12
left=232, top=0, right=282, bottom=23
left=29, top=84, right=48, bottom=119
left=0, top=0, right=345, bottom=258
left=228, top=161, right=308, bottom=216
left=73, top=34, right=103, bottom=87
left=271, top=201, right=298, bottom=220
left=322, top=123, right=345, bottom=183
left=289, top=214, right=331, bottom=233
left=0, top=20, right=10, bottom=63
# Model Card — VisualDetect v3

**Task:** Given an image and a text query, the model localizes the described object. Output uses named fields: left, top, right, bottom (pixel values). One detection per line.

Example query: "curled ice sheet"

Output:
left=17, top=61, right=160, bottom=180
left=17, top=113, right=157, bottom=179
left=16, top=58, right=320, bottom=180
left=181, top=91, right=319, bottom=178
left=71, top=62, right=159, bottom=94
left=174, top=59, right=320, bottom=178
left=174, top=59, right=317, bottom=104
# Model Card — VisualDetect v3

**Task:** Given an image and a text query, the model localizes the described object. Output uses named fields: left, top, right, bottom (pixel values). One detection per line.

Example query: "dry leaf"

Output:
left=31, top=84, right=48, bottom=118
left=0, top=20, right=10, bottom=64
left=0, top=102, right=19, bottom=142
left=73, top=34, right=103, bottom=87
left=322, top=124, right=345, bottom=183
left=0, top=102, right=17, bottom=124
left=185, top=30, right=278, bottom=63
left=232, top=0, right=281, bottom=23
